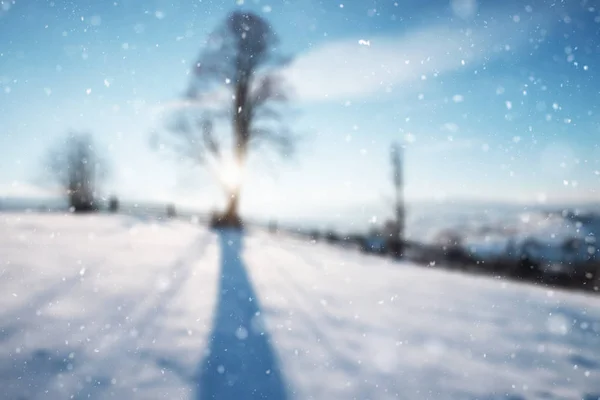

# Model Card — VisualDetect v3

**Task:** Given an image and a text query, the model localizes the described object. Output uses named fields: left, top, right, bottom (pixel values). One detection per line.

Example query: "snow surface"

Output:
left=1, top=213, right=600, bottom=400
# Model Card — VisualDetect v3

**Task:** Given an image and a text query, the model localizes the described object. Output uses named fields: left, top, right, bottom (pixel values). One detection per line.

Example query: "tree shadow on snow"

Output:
left=195, top=229, right=288, bottom=400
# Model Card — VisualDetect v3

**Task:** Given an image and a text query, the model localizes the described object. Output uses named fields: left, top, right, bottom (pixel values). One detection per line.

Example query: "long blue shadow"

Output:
left=196, top=230, right=288, bottom=400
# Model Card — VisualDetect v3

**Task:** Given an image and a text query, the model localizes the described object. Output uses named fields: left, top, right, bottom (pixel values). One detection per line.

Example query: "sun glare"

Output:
left=220, top=160, right=244, bottom=190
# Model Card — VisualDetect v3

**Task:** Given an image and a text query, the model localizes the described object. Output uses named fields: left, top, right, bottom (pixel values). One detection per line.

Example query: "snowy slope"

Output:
left=1, top=213, right=600, bottom=400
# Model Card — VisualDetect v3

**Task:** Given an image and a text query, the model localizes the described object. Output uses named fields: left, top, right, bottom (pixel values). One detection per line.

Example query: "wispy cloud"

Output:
left=157, top=10, right=544, bottom=111
left=283, top=20, right=537, bottom=102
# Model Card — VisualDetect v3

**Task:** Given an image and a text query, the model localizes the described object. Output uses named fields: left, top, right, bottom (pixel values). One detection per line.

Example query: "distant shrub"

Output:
left=109, top=196, right=119, bottom=213
left=325, top=231, right=340, bottom=243
left=387, top=239, right=404, bottom=258
left=166, top=203, right=176, bottom=218
left=269, top=220, right=278, bottom=233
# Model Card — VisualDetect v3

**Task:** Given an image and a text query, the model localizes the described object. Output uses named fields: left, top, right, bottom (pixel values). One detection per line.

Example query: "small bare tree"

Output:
left=45, top=132, right=108, bottom=212
left=155, top=11, right=295, bottom=226
left=389, top=143, right=405, bottom=256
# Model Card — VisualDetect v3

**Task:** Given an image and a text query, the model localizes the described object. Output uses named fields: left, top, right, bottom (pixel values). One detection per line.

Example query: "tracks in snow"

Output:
left=48, top=230, right=214, bottom=398
left=243, top=235, right=363, bottom=397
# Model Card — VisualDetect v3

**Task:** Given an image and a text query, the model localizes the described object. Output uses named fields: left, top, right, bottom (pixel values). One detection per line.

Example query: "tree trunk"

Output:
left=224, top=187, right=240, bottom=221
left=220, top=142, right=246, bottom=227
left=221, top=73, right=249, bottom=227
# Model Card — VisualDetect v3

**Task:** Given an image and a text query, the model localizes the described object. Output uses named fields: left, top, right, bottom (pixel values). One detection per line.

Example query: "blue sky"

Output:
left=0, top=0, right=599, bottom=224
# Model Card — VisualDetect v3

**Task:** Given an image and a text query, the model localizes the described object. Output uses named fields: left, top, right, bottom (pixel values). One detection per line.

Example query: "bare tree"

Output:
left=156, top=11, right=295, bottom=226
left=389, top=143, right=405, bottom=256
left=45, top=132, right=108, bottom=212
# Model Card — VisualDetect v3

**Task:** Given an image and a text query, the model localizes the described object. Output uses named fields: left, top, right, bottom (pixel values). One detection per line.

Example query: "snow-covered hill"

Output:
left=1, top=213, right=600, bottom=399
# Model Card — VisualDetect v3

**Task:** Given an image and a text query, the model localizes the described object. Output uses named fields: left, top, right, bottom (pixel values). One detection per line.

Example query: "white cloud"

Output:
left=158, top=16, right=539, bottom=110
left=283, top=22, right=532, bottom=103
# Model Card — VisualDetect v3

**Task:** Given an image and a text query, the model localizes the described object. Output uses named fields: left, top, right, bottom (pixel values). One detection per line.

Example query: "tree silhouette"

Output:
left=45, top=132, right=109, bottom=212
left=157, top=11, right=294, bottom=226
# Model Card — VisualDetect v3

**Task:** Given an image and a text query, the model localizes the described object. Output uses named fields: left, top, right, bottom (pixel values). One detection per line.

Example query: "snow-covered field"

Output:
left=1, top=213, right=600, bottom=400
